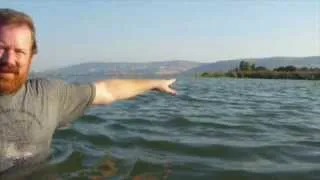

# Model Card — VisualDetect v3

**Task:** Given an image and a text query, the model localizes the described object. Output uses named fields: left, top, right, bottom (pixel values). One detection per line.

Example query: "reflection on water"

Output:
left=89, top=159, right=171, bottom=180
left=1, top=157, right=171, bottom=180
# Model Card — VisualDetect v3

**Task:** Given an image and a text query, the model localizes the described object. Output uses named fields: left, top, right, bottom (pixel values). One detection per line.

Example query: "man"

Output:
left=0, top=8, right=176, bottom=175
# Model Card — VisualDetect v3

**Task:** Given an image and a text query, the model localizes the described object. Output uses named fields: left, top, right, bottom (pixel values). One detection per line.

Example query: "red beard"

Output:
left=0, top=64, right=30, bottom=95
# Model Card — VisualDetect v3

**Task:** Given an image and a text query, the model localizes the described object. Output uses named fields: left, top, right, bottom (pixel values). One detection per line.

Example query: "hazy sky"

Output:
left=2, top=1, right=319, bottom=71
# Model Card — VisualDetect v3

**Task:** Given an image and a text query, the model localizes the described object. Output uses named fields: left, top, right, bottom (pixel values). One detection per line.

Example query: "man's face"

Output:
left=0, top=24, right=33, bottom=94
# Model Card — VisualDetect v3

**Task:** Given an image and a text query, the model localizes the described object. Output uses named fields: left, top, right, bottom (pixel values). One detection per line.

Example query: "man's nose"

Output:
left=0, top=49, right=16, bottom=66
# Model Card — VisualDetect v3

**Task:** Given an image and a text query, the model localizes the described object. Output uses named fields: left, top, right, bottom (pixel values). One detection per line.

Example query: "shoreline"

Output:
left=199, top=70, right=320, bottom=80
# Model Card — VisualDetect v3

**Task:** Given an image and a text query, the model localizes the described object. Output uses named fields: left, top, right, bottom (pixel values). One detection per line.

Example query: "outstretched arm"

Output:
left=92, top=79, right=176, bottom=105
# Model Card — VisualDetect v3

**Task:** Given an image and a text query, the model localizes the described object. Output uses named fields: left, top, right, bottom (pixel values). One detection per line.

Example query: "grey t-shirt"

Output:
left=0, top=78, right=95, bottom=173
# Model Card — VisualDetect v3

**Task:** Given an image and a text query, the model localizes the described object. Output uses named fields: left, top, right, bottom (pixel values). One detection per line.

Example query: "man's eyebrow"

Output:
left=0, top=41, right=27, bottom=51
left=15, top=47, right=27, bottom=53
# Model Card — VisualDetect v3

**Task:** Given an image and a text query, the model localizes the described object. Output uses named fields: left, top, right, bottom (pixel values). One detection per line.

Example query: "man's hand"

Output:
left=152, top=79, right=177, bottom=96
left=92, top=79, right=177, bottom=105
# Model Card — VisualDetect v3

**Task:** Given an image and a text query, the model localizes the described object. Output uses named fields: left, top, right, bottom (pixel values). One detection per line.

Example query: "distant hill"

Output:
left=39, top=60, right=202, bottom=76
left=36, top=56, right=320, bottom=77
left=185, top=56, right=320, bottom=74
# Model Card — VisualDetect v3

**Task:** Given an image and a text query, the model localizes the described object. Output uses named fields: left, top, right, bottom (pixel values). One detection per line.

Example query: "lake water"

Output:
left=14, top=76, right=320, bottom=179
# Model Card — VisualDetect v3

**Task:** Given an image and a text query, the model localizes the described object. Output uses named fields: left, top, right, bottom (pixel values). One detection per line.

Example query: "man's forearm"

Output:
left=92, top=79, right=162, bottom=105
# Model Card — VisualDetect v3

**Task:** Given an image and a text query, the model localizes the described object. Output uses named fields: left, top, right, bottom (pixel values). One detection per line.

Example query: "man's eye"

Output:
left=15, top=49, right=26, bottom=55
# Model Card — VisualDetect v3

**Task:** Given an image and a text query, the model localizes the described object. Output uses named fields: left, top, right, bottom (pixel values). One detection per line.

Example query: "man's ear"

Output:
left=30, top=54, right=36, bottom=62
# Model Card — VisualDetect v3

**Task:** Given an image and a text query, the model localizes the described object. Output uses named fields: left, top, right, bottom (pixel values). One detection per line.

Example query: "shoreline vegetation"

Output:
left=199, top=60, right=320, bottom=80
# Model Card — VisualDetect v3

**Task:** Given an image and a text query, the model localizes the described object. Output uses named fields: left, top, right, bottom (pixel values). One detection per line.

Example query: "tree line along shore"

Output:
left=199, top=61, right=320, bottom=80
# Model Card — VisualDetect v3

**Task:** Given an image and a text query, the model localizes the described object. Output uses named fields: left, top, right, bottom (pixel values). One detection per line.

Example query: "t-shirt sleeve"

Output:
left=49, top=79, right=96, bottom=128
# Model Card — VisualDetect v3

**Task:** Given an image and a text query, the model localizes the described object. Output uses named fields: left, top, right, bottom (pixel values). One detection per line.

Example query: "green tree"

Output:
left=251, top=64, right=256, bottom=70
left=239, top=60, right=255, bottom=71
left=274, top=65, right=297, bottom=72
left=255, top=66, right=268, bottom=71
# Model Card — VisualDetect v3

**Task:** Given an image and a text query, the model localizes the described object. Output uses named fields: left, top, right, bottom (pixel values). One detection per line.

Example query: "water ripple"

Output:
left=32, top=77, right=320, bottom=179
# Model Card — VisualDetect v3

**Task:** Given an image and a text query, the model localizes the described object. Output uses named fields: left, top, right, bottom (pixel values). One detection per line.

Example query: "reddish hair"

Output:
left=0, top=8, right=37, bottom=55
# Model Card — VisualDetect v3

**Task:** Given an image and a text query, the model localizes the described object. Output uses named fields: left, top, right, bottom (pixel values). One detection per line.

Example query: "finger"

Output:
left=165, top=86, right=177, bottom=95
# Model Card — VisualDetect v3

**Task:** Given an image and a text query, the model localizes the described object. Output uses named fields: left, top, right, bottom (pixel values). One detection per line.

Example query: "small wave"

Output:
left=77, top=114, right=106, bottom=124
left=116, top=137, right=257, bottom=158
left=106, top=123, right=129, bottom=131
left=54, top=128, right=114, bottom=146
left=179, top=94, right=227, bottom=104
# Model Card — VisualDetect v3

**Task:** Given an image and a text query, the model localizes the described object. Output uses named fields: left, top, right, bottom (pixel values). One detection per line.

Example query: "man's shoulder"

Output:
left=25, top=78, right=95, bottom=98
left=26, top=78, right=65, bottom=87
left=24, top=78, right=67, bottom=96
